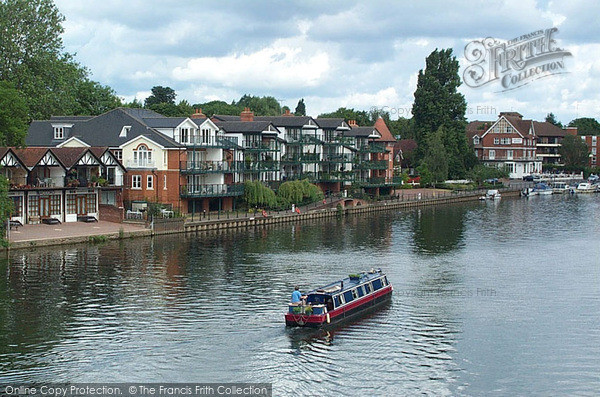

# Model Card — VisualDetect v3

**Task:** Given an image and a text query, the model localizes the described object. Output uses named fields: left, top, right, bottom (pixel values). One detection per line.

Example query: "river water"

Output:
left=0, top=195, right=599, bottom=396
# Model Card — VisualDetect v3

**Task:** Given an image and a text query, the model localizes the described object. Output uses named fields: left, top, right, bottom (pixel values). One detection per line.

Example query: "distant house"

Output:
left=467, top=112, right=541, bottom=178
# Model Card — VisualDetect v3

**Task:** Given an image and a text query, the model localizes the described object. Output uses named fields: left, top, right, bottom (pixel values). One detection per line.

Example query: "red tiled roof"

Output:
left=11, top=147, right=51, bottom=168
left=504, top=116, right=533, bottom=136
left=532, top=121, right=570, bottom=137
left=51, top=147, right=90, bottom=169
left=466, top=121, right=492, bottom=140
left=374, top=118, right=396, bottom=142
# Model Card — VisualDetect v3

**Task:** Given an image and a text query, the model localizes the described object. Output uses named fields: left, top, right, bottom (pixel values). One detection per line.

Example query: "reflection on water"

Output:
left=0, top=196, right=599, bottom=395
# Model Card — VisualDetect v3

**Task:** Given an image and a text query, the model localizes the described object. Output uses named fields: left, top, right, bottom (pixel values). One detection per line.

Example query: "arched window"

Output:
left=473, top=136, right=480, bottom=145
left=134, top=145, right=152, bottom=166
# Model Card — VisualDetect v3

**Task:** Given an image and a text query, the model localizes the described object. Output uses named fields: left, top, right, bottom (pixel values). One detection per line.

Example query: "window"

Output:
left=54, top=127, right=64, bottom=139
left=372, top=279, right=383, bottom=290
left=489, top=150, right=495, bottom=159
left=507, top=150, right=513, bottom=159
left=473, top=136, right=480, bottom=145
left=506, top=126, right=512, bottom=133
left=180, top=128, right=189, bottom=143
left=164, top=175, right=168, bottom=190
left=382, top=276, right=388, bottom=286
left=132, top=175, right=141, bottom=189
left=352, top=289, right=359, bottom=299
left=494, top=138, right=500, bottom=145
left=334, top=295, right=341, bottom=308
left=10, top=196, right=22, bottom=216
left=365, top=283, right=372, bottom=294
left=343, top=290, right=354, bottom=303
left=357, top=286, right=365, bottom=297
left=592, top=148, right=597, bottom=155
left=147, top=175, right=154, bottom=190
left=592, top=157, right=597, bottom=164
left=113, top=149, right=123, bottom=161
left=506, top=163, right=514, bottom=173
left=134, top=145, right=152, bottom=167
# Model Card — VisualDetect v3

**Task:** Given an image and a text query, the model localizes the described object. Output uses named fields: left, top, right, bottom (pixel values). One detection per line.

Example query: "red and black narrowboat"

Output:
left=285, top=269, right=393, bottom=327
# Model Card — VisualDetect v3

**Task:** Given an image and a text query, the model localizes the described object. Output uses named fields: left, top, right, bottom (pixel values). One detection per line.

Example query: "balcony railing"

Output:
left=322, top=136, right=354, bottom=146
left=181, top=161, right=239, bottom=173
left=354, top=160, right=388, bottom=170
left=180, top=183, right=244, bottom=198
left=316, top=172, right=356, bottom=182
left=242, top=141, right=280, bottom=151
left=356, top=176, right=403, bottom=187
left=357, top=143, right=388, bottom=153
left=322, top=154, right=353, bottom=162
left=481, top=156, right=538, bottom=161
left=125, top=159, right=156, bottom=168
left=281, top=154, right=321, bottom=163
left=184, top=135, right=240, bottom=148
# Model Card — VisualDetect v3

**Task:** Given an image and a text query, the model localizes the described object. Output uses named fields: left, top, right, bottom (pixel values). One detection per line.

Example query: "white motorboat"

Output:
left=576, top=183, right=595, bottom=193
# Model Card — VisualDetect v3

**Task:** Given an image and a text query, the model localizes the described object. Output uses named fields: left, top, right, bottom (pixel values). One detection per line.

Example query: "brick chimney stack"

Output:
left=283, top=108, right=292, bottom=116
left=240, top=107, right=254, bottom=122
left=191, top=108, right=205, bottom=119
left=348, top=119, right=357, bottom=127
left=565, top=126, right=578, bottom=136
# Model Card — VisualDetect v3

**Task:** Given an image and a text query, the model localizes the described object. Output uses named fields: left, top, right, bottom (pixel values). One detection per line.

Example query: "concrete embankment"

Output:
left=5, top=189, right=520, bottom=250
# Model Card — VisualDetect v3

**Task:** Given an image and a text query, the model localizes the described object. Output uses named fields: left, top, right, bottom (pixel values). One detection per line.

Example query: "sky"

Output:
left=54, top=0, right=600, bottom=124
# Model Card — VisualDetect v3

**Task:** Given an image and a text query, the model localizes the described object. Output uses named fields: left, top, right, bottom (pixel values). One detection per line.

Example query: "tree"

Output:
left=294, top=98, right=306, bottom=116
left=145, top=86, right=176, bottom=107
left=74, top=79, right=122, bottom=115
left=0, top=0, right=121, bottom=119
left=559, top=134, right=589, bottom=167
left=545, top=113, right=563, bottom=128
left=0, top=81, right=29, bottom=146
left=412, top=48, right=474, bottom=178
left=318, top=107, right=371, bottom=126
left=420, top=126, right=448, bottom=186
left=192, top=100, right=240, bottom=117
left=568, top=117, right=600, bottom=135
left=237, top=95, right=281, bottom=116
left=468, top=164, right=509, bottom=186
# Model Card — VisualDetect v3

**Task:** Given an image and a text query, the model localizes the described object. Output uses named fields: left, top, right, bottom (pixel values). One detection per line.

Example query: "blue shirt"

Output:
left=291, top=290, right=302, bottom=303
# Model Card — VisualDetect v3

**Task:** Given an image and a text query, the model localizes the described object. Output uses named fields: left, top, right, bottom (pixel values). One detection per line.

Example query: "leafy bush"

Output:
left=243, top=181, right=277, bottom=208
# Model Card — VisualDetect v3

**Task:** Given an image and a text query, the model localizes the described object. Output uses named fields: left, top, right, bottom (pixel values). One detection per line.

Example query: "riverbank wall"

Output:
left=6, top=189, right=520, bottom=250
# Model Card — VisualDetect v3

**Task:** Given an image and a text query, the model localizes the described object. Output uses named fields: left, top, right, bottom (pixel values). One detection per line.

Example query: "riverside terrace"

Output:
left=0, top=146, right=125, bottom=225
left=25, top=107, right=400, bottom=215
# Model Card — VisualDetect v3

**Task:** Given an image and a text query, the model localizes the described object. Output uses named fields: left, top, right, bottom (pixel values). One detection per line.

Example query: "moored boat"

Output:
left=576, top=182, right=595, bottom=193
left=531, top=183, right=553, bottom=195
left=285, top=269, right=392, bottom=327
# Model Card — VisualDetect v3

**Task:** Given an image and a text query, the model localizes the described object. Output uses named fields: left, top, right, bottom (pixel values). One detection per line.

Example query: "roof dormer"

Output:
left=120, top=125, right=132, bottom=138
left=51, top=123, right=73, bottom=140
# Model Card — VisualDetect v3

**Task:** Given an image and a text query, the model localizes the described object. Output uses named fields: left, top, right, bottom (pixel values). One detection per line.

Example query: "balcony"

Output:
left=184, top=135, right=240, bottom=148
left=322, top=136, right=354, bottom=146
left=125, top=159, right=156, bottom=169
left=356, top=177, right=403, bottom=187
left=286, top=135, right=324, bottom=145
left=181, top=161, right=240, bottom=174
left=180, top=183, right=244, bottom=198
left=242, top=161, right=279, bottom=172
left=354, top=160, right=388, bottom=170
left=316, top=172, right=356, bottom=183
left=242, top=141, right=280, bottom=151
left=481, top=156, right=538, bottom=161
left=281, top=154, right=321, bottom=164
left=322, top=154, right=353, bottom=163
left=357, top=143, right=388, bottom=153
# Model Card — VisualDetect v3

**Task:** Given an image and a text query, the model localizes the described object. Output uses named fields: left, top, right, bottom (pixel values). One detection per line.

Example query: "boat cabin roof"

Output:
left=308, top=269, right=386, bottom=296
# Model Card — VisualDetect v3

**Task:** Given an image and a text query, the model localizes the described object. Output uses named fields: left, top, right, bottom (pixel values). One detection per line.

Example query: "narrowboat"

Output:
left=285, top=269, right=393, bottom=327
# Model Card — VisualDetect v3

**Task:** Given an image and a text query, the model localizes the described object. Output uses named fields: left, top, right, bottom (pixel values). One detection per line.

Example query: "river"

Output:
left=1, top=194, right=599, bottom=396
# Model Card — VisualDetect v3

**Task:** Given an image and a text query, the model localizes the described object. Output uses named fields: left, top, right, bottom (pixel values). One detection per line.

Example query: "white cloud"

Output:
left=172, top=40, right=331, bottom=90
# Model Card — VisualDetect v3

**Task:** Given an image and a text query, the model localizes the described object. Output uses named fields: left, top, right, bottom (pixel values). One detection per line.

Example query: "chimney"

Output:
left=499, top=111, right=523, bottom=119
left=348, top=120, right=357, bottom=127
left=240, top=107, right=254, bottom=122
left=565, top=126, right=578, bottom=136
left=283, top=108, right=292, bottom=116
left=191, top=108, right=205, bottom=119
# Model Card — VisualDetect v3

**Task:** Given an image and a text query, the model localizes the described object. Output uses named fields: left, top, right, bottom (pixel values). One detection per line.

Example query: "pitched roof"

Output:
left=215, top=120, right=280, bottom=134
left=12, top=147, right=52, bottom=168
left=344, top=126, right=380, bottom=138
left=504, top=116, right=533, bottom=136
left=374, top=118, right=396, bottom=142
left=532, top=121, right=569, bottom=137
left=315, top=118, right=348, bottom=129
left=26, top=108, right=181, bottom=149
left=50, top=147, right=90, bottom=169
left=466, top=120, right=492, bottom=140
left=141, top=117, right=187, bottom=129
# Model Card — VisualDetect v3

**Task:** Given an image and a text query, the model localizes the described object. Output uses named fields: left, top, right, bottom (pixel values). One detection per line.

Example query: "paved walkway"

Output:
left=8, top=221, right=147, bottom=244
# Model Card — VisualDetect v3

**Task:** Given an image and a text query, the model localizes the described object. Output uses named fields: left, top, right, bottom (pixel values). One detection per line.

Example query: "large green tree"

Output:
left=0, top=81, right=29, bottom=146
left=545, top=112, right=563, bottom=128
left=412, top=48, right=475, bottom=178
left=0, top=0, right=121, bottom=119
left=568, top=117, right=600, bottom=135
left=559, top=134, right=589, bottom=167
left=318, top=107, right=371, bottom=126
left=418, top=126, right=448, bottom=186
left=145, top=86, right=176, bottom=107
